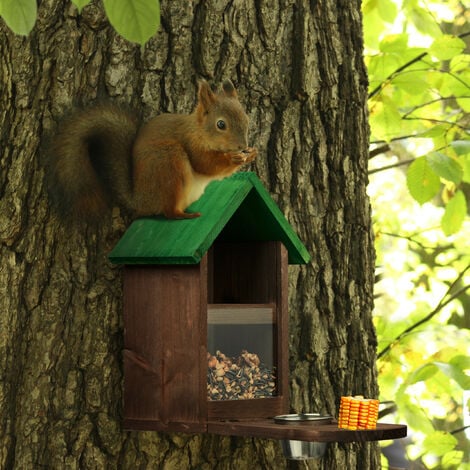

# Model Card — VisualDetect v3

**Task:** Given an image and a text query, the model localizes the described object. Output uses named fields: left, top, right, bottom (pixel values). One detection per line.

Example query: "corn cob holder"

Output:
left=338, top=396, right=379, bottom=430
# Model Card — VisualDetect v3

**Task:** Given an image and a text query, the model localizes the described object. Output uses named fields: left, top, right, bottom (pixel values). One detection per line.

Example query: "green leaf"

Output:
left=442, top=451, right=464, bottom=468
left=103, top=0, right=160, bottom=45
left=449, top=355, right=470, bottom=370
left=430, top=35, right=466, bottom=61
left=369, top=98, right=402, bottom=142
left=379, top=34, right=408, bottom=53
left=392, top=71, right=428, bottom=95
left=396, top=392, right=434, bottom=434
left=441, top=190, right=467, bottom=236
left=406, top=360, right=470, bottom=390
left=440, top=71, right=470, bottom=98
left=409, top=7, right=442, bottom=38
left=362, top=7, right=383, bottom=51
left=71, top=0, right=92, bottom=13
left=0, top=0, right=36, bottom=35
left=367, top=53, right=401, bottom=85
left=377, top=0, right=398, bottom=23
left=362, top=0, right=378, bottom=16
left=426, top=152, right=463, bottom=185
left=450, top=140, right=470, bottom=156
left=462, top=155, right=470, bottom=184
left=406, top=157, right=441, bottom=204
left=422, top=431, right=457, bottom=457
left=420, top=124, right=448, bottom=139
left=457, top=96, right=470, bottom=113
left=434, top=361, right=470, bottom=389
left=408, top=363, right=439, bottom=384
left=450, top=54, right=470, bottom=73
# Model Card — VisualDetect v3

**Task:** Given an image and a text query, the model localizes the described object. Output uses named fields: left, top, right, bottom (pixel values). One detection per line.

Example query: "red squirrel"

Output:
left=46, top=80, right=257, bottom=221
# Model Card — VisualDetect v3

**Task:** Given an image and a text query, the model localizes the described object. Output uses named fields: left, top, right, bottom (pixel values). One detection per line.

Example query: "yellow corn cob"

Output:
left=338, top=396, right=379, bottom=430
left=365, top=399, right=379, bottom=429
left=338, top=396, right=352, bottom=429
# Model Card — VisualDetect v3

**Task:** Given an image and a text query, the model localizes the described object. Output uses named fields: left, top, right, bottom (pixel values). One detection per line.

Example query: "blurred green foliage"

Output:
left=0, top=0, right=160, bottom=45
left=364, top=0, right=470, bottom=468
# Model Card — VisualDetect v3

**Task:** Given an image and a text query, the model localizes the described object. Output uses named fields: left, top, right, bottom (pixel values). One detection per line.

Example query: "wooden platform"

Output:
left=207, top=419, right=407, bottom=442
left=124, top=418, right=407, bottom=443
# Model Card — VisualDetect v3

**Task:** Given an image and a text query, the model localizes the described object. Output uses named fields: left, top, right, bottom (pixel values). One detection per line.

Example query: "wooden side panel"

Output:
left=276, top=243, right=289, bottom=414
left=123, top=259, right=207, bottom=430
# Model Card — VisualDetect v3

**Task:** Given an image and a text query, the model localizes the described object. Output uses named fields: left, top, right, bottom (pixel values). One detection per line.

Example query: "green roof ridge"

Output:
left=109, top=172, right=310, bottom=265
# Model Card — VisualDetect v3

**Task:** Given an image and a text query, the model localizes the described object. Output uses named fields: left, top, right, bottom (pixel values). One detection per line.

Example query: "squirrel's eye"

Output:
left=216, top=119, right=226, bottom=130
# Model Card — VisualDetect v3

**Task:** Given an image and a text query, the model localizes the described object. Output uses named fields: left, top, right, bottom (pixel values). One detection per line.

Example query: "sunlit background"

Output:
left=363, top=0, right=470, bottom=468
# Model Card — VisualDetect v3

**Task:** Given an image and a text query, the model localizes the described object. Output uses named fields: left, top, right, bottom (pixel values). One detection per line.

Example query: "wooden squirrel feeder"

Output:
left=109, top=172, right=406, bottom=448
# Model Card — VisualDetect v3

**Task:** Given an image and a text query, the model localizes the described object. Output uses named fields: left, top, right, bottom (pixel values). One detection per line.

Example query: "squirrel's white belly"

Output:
left=187, top=172, right=218, bottom=206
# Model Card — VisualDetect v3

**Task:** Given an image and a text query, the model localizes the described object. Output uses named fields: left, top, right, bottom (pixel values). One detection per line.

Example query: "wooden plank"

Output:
left=160, top=260, right=206, bottom=425
left=123, top=267, right=164, bottom=422
left=198, top=256, right=209, bottom=425
left=123, top=261, right=207, bottom=427
left=210, top=242, right=279, bottom=303
left=276, top=243, right=289, bottom=413
left=208, top=304, right=274, bottom=324
left=207, top=419, right=407, bottom=442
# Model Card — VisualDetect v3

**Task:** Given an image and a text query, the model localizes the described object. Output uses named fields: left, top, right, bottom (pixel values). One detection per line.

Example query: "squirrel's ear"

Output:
left=197, top=80, right=217, bottom=110
left=221, top=79, right=238, bottom=98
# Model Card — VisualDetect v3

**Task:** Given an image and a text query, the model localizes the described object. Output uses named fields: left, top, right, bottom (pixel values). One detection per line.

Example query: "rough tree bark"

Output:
left=0, top=0, right=377, bottom=468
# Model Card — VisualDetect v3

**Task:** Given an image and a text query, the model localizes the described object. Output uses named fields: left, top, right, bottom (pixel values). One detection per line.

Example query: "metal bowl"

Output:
left=279, top=439, right=327, bottom=460
left=274, top=413, right=333, bottom=425
left=274, top=413, right=332, bottom=460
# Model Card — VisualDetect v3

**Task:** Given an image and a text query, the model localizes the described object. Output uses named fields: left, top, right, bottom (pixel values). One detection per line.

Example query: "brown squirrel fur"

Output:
left=46, top=80, right=257, bottom=221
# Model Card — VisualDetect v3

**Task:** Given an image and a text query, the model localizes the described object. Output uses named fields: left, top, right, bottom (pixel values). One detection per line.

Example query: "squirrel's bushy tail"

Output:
left=45, top=104, right=139, bottom=222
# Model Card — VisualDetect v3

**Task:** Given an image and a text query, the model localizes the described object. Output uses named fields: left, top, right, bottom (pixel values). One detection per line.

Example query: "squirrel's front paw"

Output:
left=231, top=152, right=247, bottom=164
left=230, top=147, right=258, bottom=165
left=242, top=147, right=257, bottom=163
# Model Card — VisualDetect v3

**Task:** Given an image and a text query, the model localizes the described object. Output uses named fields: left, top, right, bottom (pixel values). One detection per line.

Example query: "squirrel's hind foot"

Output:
left=163, top=210, right=201, bottom=219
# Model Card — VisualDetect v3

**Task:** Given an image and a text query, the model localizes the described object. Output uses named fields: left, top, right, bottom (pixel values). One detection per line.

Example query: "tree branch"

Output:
left=377, top=264, right=470, bottom=359
left=368, top=52, right=428, bottom=99
left=450, top=425, right=470, bottom=435
left=402, top=116, right=470, bottom=134
left=368, top=158, right=414, bottom=175
left=368, top=30, right=470, bottom=100
left=369, top=132, right=433, bottom=146
left=377, top=231, right=451, bottom=251
left=369, top=144, right=391, bottom=159
left=402, top=95, right=470, bottom=119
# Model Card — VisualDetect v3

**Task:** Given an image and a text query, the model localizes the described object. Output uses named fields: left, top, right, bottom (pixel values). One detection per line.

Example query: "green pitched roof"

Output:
left=108, top=172, right=310, bottom=265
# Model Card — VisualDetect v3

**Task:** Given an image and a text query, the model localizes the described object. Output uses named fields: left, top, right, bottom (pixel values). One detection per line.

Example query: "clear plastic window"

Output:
left=207, top=305, right=276, bottom=401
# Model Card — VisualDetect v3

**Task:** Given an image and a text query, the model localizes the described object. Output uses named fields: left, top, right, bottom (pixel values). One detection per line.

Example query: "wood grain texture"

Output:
left=123, top=260, right=207, bottom=428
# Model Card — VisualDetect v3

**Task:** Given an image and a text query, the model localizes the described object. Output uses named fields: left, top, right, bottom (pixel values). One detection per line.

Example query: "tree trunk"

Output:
left=0, top=0, right=377, bottom=468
